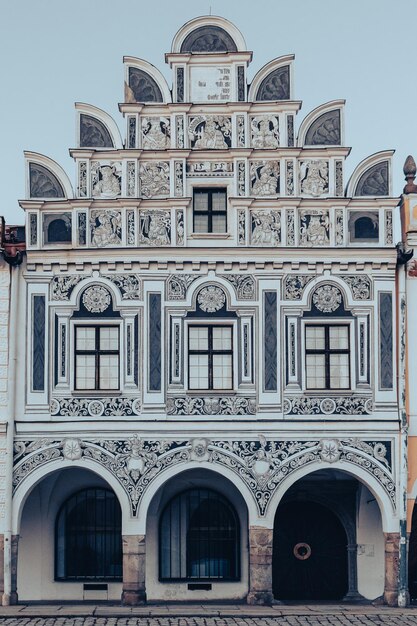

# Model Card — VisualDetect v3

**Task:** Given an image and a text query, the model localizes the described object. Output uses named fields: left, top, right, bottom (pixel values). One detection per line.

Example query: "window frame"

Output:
left=302, top=321, right=353, bottom=391
left=73, top=323, right=121, bottom=392
left=192, top=187, right=228, bottom=234
left=186, top=321, right=236, bottom=392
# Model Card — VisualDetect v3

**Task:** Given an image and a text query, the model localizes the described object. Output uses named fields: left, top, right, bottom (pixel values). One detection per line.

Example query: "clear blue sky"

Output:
left=1, top=0, right=416, bottom=225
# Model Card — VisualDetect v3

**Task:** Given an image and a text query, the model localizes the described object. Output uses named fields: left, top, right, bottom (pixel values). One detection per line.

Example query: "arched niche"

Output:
left=171, top=16, right=247, bottom=54
left=346, top=151, right=393, bottom=198
left=75, top=103, right=122, bottom=149
left=25, top=152, right=73, bottom=199
left=297, top=101, right=344, bottom=147
left=124, top=58, right=171, bottom=104
left=249, top=56, right=294, bottom=102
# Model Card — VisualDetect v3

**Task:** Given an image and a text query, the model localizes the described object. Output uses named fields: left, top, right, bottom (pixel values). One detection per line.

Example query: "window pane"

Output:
left=330, top=354, right=350, bottom=389
left=194, top=192, right=209, bottom=211
left=76, top=327, right=95, bottom=351
left=189, top=354, right=209, bottom=389
left=99, top=354, right=119, bottom=389
left=211, top=214, right=227, bottom=233
left=189, top=327, right=208, bottom=350
left=212, top=354, right=232, bottom=389
left=194, top=214, right=209, bottom=233
left=99, top=327, right=119, bottom=351
left=212, top=327, right=232, bottom=350
left=212, top=192, right=226, bottom=211
left=305, top=326, right=325, bottom=350
left=76, top=355, right=96, bottom=389
left=329, top=326, right=349, bottom=350
left=306, top=354, right=326, bottom=388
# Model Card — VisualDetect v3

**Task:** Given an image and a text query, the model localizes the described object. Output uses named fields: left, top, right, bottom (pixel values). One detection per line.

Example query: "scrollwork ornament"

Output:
left=197, top=286, right=226, bottom=313
left=82, top=286, right=111, bottom=313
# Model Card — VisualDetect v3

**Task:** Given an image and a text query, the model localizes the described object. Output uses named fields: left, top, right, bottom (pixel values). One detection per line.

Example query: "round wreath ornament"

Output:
left=197, top=285, right=226, bottom=312
left=312, top=284, right=342, bottom=313
left=82, top=285, right=111, bottom=313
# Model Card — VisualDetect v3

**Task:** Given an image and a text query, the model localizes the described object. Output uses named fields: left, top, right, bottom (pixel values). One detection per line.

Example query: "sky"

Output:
left=1, top=0, right=416, bottom=225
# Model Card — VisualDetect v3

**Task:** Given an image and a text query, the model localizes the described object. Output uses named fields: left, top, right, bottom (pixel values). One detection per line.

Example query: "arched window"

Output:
left=159, top=488, right=240, bottom=580
left=55, top=488, right=122, bottom=580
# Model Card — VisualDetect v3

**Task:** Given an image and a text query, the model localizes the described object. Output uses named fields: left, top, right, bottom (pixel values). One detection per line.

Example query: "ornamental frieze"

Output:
left=340, top=275, right=371, bottom=300
left=12, top=435, right=395, bottom=517
left=166, top=396, right=256, bottom=416
left=50, top=397, right=142, bottom=418
left=283, top=395, right=373, bottom=416
left=219, top=274, right=256, bottom=300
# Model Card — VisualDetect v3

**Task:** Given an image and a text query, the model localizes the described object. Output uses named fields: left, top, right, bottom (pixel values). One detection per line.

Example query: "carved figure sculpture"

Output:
left=90, top=210, right=122, bottom=247
left=141, top=117, right=170, bottom=149
left=251, top=162, right=280, bottom=196
left=300, top=160, right=329, bottom=196
left=251, top=211, right=280, bottom=245
left=92, top=165, right=121, bottom=198
left=251, top=116, right=280, bottom=149
left=299, top=211, right=329, bottom=246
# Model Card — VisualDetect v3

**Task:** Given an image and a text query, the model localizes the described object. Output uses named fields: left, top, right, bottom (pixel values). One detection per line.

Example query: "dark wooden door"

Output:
left=273, top=500, right=348, bottom=601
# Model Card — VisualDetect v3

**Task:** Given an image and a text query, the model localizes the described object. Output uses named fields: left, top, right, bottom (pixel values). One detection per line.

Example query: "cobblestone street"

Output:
left=1, top=608, right=417, bottom=626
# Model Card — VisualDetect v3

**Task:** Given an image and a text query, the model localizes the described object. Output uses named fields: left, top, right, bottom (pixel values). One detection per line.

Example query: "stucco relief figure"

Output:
left=299, top=210, right=330, bottom=246
left=189, top=116, right=231, bottom=149
left=92, top=163, right=121, bottom=199
left=251, top=116, right=280, bottom=149
left=139, top=162, right=170, bottom=198
left=251, top=161, right=280, bottom=195
left=141, top=117, right=171, bottom=149
left=300, top=160, right=329, bottom=196
left=139, top=211, right=171, bottom=246
left=90, top=210, right=122, bottom=247
left=251, top=210, right=280, bottom=246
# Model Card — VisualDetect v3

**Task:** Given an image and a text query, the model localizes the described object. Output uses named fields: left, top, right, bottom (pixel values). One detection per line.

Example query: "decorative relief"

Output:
left=300, top=160, right=329, bottom=196
left=250, top=161, right=280, bottom=195
left=385, top=210, right=393, bottom=245
left=299, top=210, right=329, bottom=246
left=197, top=286, right=226, bottom=312
left=286, top=209, right=295, bottom=246
left=176, top=67, right=184, bottom=102
left=127, top=67, right=163, bottom=103
left=91, top=162, right=121, bottom=198
left=29, top=214, right=38, bottom=246
left=256, top=66, right=290, bottom=100
left=127, top=161, right=136, bottom=197
left=304, top=110, right=340, bottom=146
left=237, top=161, right=246, bottom=196
left=139, top=162, right=170, bottom=198
left=82, top=285, right=111, bottom=313
left=174, top=161, right=184, bottom=196
left=176, top=115, right=184, bottom=148
left=283, top=275, right=314, bottom=300
left=128, top=116, right=136, bottom=149
left=188, top=116, right=232, bottom=149
left=166, top=274, right=198, bottom=300
left=341, top=275, right=371, bottom=300
left=283, top=396, right=373, bottom=416
left=312, top=284, right=342, bottom=313
left=176, top=210, right=184, bottom=246
left=180, top=26, right=237, bottom=53
left=78, top=161, right=87, bottom=197
left=186, top=162, right=233, bottom=176
left=355, top=161, right=389, bottom=196
left=287, top=115, right=294, bottom=147
left=141, top=117, right=170, bottom=150
left=250, top=116, right=280, bottom=148
left=48, top=397, right=141, bottom=418
left=251, top=210, right=281, bottom=245
left=335, top=209, right=344, bottom=245
left=237, top=66, right=245, bottom=101
left=90, top=210, right=122, bottom=247
left=139, top=210, right=171, bottom=246
left=286, top=161, right=294, bottom=195
left=78, top=213, right=87, bottom=246
left=107, top=275, right=141, bottom=300
left=335, top=160, right=343, bottom=196
left=166, top=397, right=256, bottom=416
left=13, top=435, right=394, bottom=518
left=238, top=209, right=246, bottom=245
left=237, top=115, right=245, bottom=147
left=51, top=275, right=84, bottom=300
left=220, top=274, right=256, bottom=300
left=127, top=210, right=135, bottom=245
left=80, top=114, right=113, bottom=148
left=29, top=163, right=65, bottom=198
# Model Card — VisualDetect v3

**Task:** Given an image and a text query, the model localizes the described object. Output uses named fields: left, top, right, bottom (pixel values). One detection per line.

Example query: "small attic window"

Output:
left=348, top=212, right=379, bottom=243
left=180, top=26, right=237, bottom=53
left=43, top=213, right=72, bottom=244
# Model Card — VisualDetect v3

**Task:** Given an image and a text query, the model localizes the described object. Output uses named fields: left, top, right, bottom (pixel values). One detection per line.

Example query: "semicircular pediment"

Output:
left=180, top=25, right=238, bottom=53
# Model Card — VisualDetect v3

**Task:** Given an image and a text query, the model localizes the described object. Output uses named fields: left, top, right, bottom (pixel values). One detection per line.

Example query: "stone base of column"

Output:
left=383, top=532, right=399, bottom=606
left=121, top=589, right=146, bottom=605
left=248, top=527, right=273, bottom=606
left=247, top=590, right=274, bottom=605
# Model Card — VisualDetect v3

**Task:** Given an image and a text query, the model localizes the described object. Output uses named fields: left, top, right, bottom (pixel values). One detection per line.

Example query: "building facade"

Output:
left=0, top=16, right=403, bottom=605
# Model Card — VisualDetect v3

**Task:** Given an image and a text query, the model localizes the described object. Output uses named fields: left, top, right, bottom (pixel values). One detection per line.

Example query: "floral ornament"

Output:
left=190, top=438, right=210, bottom=462
left=62, top=438, right=83, bottom=461
left=197, top=286, right=226, bottom=313
left=312, top=285, right=342, bottom=313
left=319, top=439, right=341, bottom=463
left=88, top=400, right=105, bottom=417
left=82, top=285, right=111, bottom=313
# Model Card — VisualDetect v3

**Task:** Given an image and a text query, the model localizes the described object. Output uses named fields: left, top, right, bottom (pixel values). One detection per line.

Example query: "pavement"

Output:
left=1, top=605, right=417, bottom=625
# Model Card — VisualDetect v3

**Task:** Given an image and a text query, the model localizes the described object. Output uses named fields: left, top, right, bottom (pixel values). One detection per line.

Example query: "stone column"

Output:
left=121, top=534, right=146, bottom=605
left=247, top=526, right=274, bottom=605
left=384, top=532, right=399, bottom=606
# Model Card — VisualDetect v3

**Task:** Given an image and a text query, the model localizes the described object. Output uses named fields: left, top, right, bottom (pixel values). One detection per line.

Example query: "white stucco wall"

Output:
left=357, top=484, right=384, bottom=599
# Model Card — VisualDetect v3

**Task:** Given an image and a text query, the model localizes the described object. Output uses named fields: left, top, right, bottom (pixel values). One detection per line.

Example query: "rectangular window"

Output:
left=188, top=325, right=232, bottom=390
left=75, top=326, right=119, bottom=391
left=193, top=188, right=227, bottom=233
left=305, top=325, right=350, bottom=390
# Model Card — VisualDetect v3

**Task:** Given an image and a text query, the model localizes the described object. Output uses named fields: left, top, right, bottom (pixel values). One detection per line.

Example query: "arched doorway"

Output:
left=408, top=501, right=417, bottom=599
left=273, top=500, right=348, bottom=600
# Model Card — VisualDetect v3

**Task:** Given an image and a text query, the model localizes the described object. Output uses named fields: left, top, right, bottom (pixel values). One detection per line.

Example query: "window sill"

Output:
left=71, top=391, right=122, bottom=397
left=188, top=233, right=231, bottom=239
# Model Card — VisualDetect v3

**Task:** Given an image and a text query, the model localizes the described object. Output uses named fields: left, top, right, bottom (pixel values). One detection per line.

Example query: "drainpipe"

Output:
left=2, top=262, right=19, bottom=605
left=397, top=244, right=410, bottom=608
